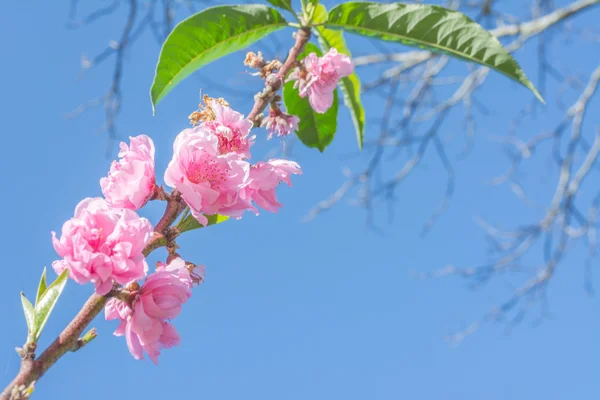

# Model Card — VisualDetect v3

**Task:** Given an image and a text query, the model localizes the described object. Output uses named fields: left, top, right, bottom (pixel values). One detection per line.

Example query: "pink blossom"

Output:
left=260, top=109, right=299, bottom=139
left=204, top=103, right=254, bottom=158
left=100, top=135, right=156, bottom=210
left=246, top=159, right=302, bottom=213
left=164, top=126, right=256, bottom=226
left=52, top=198, right=153, bottom=295
left=105, top=257, right=195, bottom=364
left=288, top=48, right=353, bottom=113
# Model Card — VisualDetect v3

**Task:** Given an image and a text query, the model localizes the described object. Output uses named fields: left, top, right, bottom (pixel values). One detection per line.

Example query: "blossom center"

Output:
left=216, top=125, right=233, bottom=140
left=217, top=130, right=245, bottom=154
left=186, top=157, right=227, bottom=187
left=88, top=228, right=104, bottom=252
left=319, top=65, right=338, bottom=86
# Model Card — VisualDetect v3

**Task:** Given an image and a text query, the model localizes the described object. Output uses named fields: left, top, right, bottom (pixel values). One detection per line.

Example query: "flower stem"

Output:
left=0, top=294, right=107, bottom=400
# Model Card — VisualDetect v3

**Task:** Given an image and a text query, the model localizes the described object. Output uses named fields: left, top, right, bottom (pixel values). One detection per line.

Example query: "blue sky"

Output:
left=1, top=0, right=599, bottom=399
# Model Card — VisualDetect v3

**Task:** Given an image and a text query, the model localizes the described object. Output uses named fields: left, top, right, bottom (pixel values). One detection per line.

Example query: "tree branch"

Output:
left=247, top=27, right=311, bottom=125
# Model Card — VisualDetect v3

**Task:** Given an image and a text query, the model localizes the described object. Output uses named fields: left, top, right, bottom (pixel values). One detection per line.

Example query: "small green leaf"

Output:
left=178, top=214, right=230, bottom=234
left=326, top=2, right=544, bottom=103
left=35, top=267, right=47, bottom=306
left=151, top=5, right=288, bottom=109
left=314, top=5, right=365, bottom=149
left=20, top=293, right=35, bottom=342
left=72, top=328, right=98, bottom=352
left=34, top=269, right=69, bottom=340
left=283, top=43, right=339, bottom=151
left=178, top=206, right=191, bottom=226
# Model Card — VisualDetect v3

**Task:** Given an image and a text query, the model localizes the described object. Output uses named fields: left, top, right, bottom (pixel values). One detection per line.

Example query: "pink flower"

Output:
left=100, top=135, right=156, bottom=210
left=260, top=109, right=299, bottom=139
left=52, top=198, right=153, bottom=295
left=246, top=159, right=302, bottom=213
left=289, top=48, right=353, bottom=113
left=105, top=257, right=196, bottom=364
left=164, top=126, right=256, bottom=226
left=204, top=103, right=254, bottom=158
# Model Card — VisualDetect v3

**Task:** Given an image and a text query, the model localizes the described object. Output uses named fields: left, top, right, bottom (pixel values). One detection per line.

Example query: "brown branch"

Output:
left=153, top=190, right=182, bottom=233
left=246, top=27, right=311, bottom=125
left=0, top=294, right=107, bottom=400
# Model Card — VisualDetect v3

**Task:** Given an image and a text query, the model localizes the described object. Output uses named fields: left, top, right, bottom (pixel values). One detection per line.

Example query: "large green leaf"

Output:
left=283, top=43, right=339, bottom=151
left=151, top=5, right=288, bottom=109
left=301, top=0, right=320, bottom=14
left=326, top=2, right=544, bottom=102
left=178, top=213, right=230, bottom=234
left=311, top=3, right=328, bottom=24
left=265, top=0, right=295, bottom=14
left=34, top=269, right=69, bottom=341
left=20, top=293, right=35, bottom=342
left=314, top=5, right=365, bottom=149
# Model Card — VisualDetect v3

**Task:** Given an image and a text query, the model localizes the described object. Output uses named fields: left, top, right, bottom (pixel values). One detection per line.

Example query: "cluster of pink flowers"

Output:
left=165, top=103, right=301, bottom=226
left=288, top=48, right=353, bottom=113
left=49, top=45, right=352, bottom=363
left=50, top=101, right=302, bottom=363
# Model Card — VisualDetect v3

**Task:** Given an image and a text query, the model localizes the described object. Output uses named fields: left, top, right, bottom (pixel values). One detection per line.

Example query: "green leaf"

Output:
left=178, top=214, right=230, bottom=234
left=265, top=0, right=295, bottom=14
left=314, top=6, right=364, bottom=149
left=283, top=43, right=339, bottom=151
left=20, top=293, right=35, bottom=342
left=311, top=3, right=327, bottom=24
left=326, top=2, right=544, bottom=103
left=151, top=5, right=288, bottom=109
left=35, top=267, right=47, bottom=306
left=34, top=269, right=69, bottom=341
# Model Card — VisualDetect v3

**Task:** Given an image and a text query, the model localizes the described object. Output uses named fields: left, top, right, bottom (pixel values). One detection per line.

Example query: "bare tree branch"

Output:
left=306, top=0, right=600, bottom=340
left=65, top=0, right=271, bottom=154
